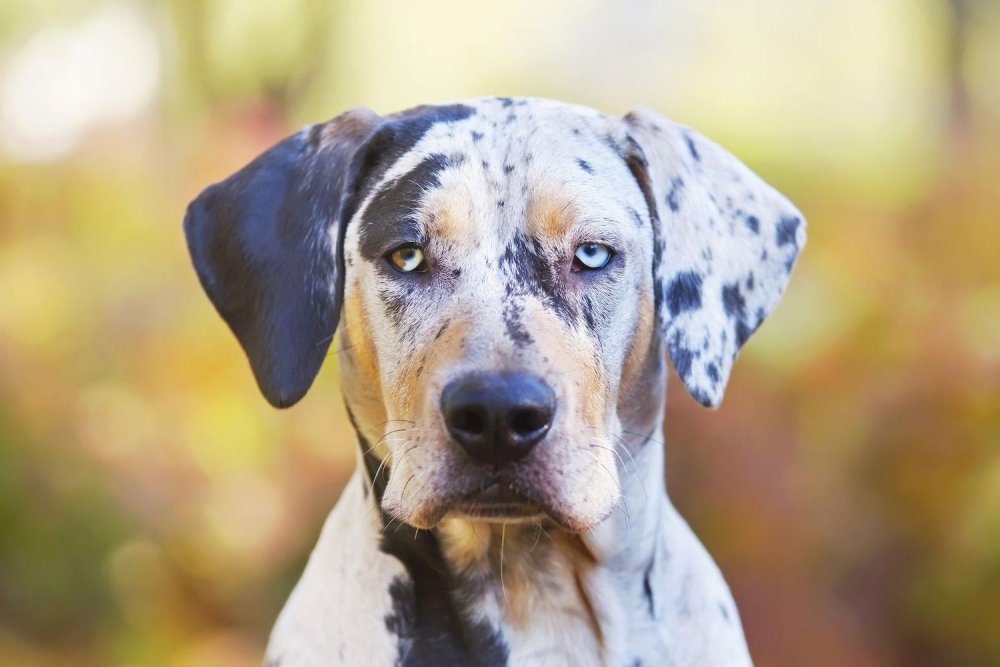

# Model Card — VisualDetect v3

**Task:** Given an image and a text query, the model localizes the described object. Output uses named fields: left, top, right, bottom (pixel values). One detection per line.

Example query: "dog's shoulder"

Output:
left=266, top=472, right=406, bottom=667
left=649, top=503, right=754, bottom=666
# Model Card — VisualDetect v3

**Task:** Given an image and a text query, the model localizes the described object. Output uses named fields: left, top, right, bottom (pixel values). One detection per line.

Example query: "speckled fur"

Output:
left=185, top=97, right=804, bottom=667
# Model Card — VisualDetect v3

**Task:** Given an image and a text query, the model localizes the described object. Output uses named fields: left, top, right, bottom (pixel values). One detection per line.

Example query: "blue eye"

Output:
left=573, top=242, right=612, bottom=270
left=387, top=245, right=427, bottom=273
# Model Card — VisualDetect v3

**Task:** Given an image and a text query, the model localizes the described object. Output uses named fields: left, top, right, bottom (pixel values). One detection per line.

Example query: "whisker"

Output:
left=604, top=437, right=649, bottom=506
left=399, top=474, right=416, bottom=506
left=362, top=419, right=417, bottom=436
left=500, top=524, right=509, bottom=606
left=362, top=427, right=416, bottom=458
left=620, top=428, right=664, bottom=448
left=529, top=521, right=543, bottom=552
left=584, top=448, right=631, bottom=536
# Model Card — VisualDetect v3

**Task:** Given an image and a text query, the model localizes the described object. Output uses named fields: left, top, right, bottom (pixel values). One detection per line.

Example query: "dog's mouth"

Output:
left=448, top=481, right=545, bottom=523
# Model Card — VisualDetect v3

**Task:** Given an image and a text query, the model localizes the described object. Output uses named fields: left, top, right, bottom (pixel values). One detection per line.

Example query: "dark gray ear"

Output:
left=183, top=108, right=381, bottom=408
left=624, top=108, right=806, bottom=408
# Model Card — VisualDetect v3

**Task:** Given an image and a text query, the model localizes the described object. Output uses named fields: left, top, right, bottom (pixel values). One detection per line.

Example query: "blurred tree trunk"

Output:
left=944, top=0, right=972, bottom=142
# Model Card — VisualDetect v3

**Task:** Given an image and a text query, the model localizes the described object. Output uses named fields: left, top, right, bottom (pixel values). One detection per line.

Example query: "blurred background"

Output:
left=0, top=0, right=998, bottom=665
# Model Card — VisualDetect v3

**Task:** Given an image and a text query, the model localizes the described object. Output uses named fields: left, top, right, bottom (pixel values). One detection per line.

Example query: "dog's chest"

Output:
left=438, top=521, right=649, bottom=667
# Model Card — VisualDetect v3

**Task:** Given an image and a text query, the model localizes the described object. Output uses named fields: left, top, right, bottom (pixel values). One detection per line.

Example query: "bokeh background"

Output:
left=1, top=1, right=998, bottom=665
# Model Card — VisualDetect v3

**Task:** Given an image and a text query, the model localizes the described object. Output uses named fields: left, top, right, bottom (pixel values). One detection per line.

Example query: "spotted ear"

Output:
left=184, top=108, right=381, bottom=408
left=624, top=108, right=805, bottom=408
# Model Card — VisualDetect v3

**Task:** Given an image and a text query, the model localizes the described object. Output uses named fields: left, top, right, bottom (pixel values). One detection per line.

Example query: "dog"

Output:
left=184, top=97, right=804, bottom=666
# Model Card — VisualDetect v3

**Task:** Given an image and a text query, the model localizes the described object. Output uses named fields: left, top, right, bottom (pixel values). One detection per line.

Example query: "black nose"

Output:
left=441, top=372, right=556, bottom=467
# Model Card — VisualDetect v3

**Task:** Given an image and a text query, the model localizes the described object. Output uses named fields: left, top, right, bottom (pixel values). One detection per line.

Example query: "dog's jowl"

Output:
left=184, top=97, right=805, bottom=667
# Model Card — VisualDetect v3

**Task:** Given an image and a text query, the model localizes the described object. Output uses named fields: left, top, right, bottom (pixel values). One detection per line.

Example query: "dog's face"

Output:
left=341, top=101, right=655, bottom=530
left=184, top=98, right=804, bottom=533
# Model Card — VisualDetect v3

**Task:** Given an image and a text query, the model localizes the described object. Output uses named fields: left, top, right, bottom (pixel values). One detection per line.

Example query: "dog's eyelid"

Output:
left=571, top=218, right=623, bottom=249
left=572, top=235, right=620, bottom=255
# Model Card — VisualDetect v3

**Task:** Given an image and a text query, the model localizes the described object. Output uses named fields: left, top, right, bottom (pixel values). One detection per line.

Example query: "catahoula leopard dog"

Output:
left=184, top=97, right=804, bottom=666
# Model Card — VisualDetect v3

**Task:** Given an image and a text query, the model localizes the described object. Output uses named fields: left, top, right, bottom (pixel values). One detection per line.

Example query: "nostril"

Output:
left=452, top=407, right=486, bottom=436
left=509, top=407, right=551, bottom=438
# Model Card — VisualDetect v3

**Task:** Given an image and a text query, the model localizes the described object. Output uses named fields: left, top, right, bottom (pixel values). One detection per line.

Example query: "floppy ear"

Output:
left=624, top=108, right=805, bottom=408
left=184, top=108, right=381, bottom=408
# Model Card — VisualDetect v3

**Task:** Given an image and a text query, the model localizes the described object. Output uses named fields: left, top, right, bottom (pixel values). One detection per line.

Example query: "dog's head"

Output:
left=185, top=98, right=804, bottom=532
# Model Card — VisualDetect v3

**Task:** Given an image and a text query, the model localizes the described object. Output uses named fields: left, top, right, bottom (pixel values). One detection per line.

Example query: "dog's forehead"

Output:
left=354, top=97, right=645, bottom=254
left=387, top=97, right=622, bottom=169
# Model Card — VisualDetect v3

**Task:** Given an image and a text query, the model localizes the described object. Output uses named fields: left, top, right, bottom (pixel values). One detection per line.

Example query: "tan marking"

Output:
left=316, top=107, right=379, bottom=152
left=341, top=284, right=383, bottom=407
left=424, top=188, right=473, bottom=243
left=438, top=517, right=492, bottom=570
left=386, top=317, right=469, bottom=419
left=617, top=284, right=664, bottom=429
left=422, top=179, right=476, bottom=245
left=526, top=188, right=578, bottom=244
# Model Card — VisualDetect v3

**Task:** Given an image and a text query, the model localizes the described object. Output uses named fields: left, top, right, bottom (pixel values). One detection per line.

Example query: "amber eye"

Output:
left=386, top=245, right=427, bottom=273
left=573, top=242, right=612, bottom=270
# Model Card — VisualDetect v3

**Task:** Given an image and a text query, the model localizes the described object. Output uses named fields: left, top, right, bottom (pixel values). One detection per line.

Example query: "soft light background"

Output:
left=1, top=1, right=998, bottom=665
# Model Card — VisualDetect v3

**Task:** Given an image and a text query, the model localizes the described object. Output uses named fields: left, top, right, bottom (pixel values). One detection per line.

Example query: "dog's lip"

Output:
left=450, top=482, right=543, bottom=521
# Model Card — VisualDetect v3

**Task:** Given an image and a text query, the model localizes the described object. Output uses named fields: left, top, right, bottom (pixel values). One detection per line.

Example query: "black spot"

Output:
left=684, top=132, right=700, bottom=162
left=581, top=296, right=596, bottom=331
left=746, top=274, right=755, bottom=290
left=503, top=164, right=515, bottom=174
left=627, top=207, right=644, bottom=228
left=471, top=130, right=483, bottom=142
left=576, top=158, right=594, bottom=174
left=667, top=334, right=696, bottom=381
left=719, top=601, right=731, bottom=624
left=706, top=363, right=719, bottom=383
left=665, top=272, right=703, bottom=317
left=434, top=321, right=449, bottom=340
left=722, top=288, right=763, bottom=349
left=359, top=153, right=451, bottom=259
left=377, top=284, right=412, bottom=329
left=497, top=199, right=505, bottom=208
left=642, top=561, right=655, bottom=617
left=572, top=127, right=581, bottom=136
left=721, top=283, right=747, bottom=321
left=776, top=216, right=801, bottom=247
left=385, top=576, right=417, bottom=636
left=452, top=268, right=462, bottom=277
left=665, top=176, right=684, bottom=212
left=744, top=214, right=760, bottom=234
left=503, top=300, right=533, bottom=346
left=481, top=159, right=490, bottom=171
left=358, top=432, right=509, bottom=667
left=499, top=232, right=576, bottom=325
left=688, top=386, right=712, bottom=407
left=735, top=321, right=752, bottom=347
left=496, top=97, right=514, bottom=107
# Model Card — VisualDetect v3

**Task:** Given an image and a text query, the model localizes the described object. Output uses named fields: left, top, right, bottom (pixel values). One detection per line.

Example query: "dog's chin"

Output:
left=386, top=486, right=615, bottom=533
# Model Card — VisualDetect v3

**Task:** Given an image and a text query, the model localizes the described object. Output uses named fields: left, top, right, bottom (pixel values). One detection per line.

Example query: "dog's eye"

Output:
left=387, top=245, right=427, bottom=273
left=573, top=242, right=612, bottom=271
